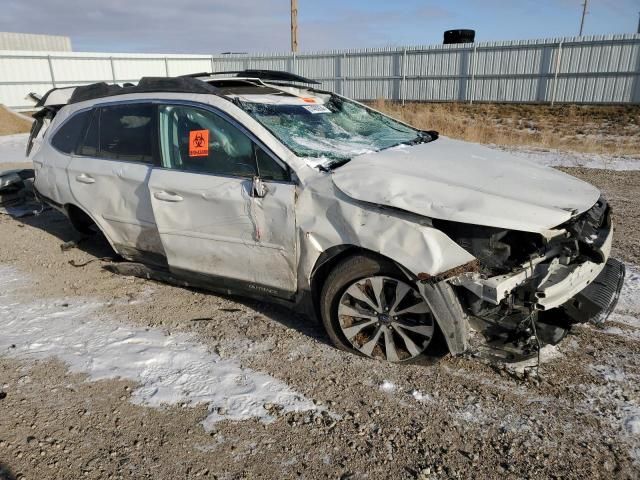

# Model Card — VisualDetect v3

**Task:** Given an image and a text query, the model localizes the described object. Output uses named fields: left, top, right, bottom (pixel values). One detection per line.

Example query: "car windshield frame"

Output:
left=237, top=93, right=427, bottom=168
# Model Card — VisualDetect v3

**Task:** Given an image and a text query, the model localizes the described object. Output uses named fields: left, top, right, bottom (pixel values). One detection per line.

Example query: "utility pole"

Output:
left=637, top=11, right=640, bottom=34
left=579, top=0, right=588, bottom=36
left=291, top=0, right=298, bottom=53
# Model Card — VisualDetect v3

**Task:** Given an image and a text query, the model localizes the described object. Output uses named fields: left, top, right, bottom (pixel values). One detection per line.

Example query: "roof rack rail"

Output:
left=183, top=69, right=320, bottom=85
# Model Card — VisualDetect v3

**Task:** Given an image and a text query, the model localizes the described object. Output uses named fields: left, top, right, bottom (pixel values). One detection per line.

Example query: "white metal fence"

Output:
left=1, top=33, right=639, bottom=110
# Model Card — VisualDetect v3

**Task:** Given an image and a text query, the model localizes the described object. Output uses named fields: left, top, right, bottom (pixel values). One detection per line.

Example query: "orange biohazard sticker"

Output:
left=189, top=130, right=209, bottom=157
left=302, top=97, right=316, bottom=103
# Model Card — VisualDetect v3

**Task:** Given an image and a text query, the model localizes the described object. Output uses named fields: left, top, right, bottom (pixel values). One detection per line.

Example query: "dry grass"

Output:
left=0, top=105, right=33, bottom=136
left=371, top=100, right=640, bottom=157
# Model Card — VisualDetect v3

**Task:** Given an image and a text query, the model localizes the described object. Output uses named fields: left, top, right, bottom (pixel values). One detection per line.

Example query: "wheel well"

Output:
left=66, top=203, right=93, bottom=225
left=309, top=246, right=411, bottom=318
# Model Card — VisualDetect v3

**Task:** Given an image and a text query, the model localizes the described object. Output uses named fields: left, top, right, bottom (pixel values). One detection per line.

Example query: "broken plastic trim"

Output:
left=563, top=258, right=626, bottom=325
left=26, top=107, right=55, bottom=156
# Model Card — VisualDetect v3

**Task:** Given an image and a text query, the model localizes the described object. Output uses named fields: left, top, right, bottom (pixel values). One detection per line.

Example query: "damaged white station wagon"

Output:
left=29, top=70, right=625, bottom=363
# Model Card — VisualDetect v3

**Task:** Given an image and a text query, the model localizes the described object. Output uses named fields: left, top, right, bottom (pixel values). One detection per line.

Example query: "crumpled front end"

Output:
left=422, top=197, right=625, bottom=361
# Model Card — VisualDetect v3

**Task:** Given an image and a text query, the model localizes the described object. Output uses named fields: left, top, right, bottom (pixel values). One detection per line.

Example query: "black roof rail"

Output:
left=183, top=69, right=320, bottom=85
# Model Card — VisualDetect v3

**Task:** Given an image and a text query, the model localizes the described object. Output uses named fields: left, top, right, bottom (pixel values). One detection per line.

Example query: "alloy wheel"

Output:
left=337, top=276, right=434, bottom=362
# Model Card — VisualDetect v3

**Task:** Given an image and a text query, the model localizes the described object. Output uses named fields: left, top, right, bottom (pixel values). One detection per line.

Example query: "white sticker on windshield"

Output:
left=303, top=104, right=331, bottom=114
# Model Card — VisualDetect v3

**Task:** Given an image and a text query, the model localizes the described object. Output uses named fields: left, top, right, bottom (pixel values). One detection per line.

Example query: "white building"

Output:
left=0, top=32, right=71, bottom=52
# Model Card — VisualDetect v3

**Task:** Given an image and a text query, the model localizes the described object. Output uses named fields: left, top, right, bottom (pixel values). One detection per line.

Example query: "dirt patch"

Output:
left=0, top=105, right=32, bottom=136
left=372, top=101, right=640, bottom=157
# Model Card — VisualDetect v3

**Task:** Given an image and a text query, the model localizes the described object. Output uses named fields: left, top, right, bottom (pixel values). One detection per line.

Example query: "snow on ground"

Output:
left=0, top=133, right=29, bottom=164
left=606, top=263, right=640, bottom=333
left=0, top=265, right=319, bottom=431
left=497, top=145, right=640, bottom=171
left=587, top=363, right=640, bottom=462
left=411, top=389, right=433, bottom=403
left=379, top=380, right=396, bottom=392
left=615, top=264, right=640, bottom=316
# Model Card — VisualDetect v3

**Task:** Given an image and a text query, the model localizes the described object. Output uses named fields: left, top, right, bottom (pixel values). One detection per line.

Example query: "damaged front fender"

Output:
left=297, top=180, right=476, bottom=293
left=416, top=280, right=470, bottom=355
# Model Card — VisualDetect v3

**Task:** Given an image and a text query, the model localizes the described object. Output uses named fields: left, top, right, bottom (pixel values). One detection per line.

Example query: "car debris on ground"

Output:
left=0, top=168, right=45, bottom=218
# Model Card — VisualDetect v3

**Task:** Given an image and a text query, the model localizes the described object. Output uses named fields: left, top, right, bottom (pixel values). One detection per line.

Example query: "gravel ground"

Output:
left=0, top=167, right=639, bottom=479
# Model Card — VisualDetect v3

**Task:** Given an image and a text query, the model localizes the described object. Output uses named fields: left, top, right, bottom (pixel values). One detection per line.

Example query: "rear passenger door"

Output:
left=67, top=102, right=165, bottom=262
left=149, top=103, right=297, bottom=297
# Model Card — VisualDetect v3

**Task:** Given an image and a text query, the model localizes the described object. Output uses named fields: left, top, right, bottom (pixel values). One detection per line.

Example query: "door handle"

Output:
left=154, top=191, right=183, bottom=202
left=75, top=174, right=95, bottom=184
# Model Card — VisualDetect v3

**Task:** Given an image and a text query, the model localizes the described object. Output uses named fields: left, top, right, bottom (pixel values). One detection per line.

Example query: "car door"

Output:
left=149, top=103, right=297, bottom=297
left=67, top=102, right=165, bottom=262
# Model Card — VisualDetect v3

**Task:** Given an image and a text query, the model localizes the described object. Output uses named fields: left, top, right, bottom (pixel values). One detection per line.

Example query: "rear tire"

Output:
left=320, top=254, right=445, bottom=363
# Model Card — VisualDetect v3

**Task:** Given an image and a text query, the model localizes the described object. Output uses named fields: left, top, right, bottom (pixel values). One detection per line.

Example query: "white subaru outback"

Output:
left=29, top=70, right=625, bottom=363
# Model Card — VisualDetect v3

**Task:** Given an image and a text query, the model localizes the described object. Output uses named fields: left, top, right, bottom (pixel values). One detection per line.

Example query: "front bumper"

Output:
left=563, top=257, right=626, bottom=325
left=453, top=218, right=614, bottom=310
left=418, top=197, right=623, bottom=357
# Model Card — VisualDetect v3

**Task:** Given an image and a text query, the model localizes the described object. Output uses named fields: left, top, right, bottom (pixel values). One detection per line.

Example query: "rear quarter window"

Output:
left=50, top=110, right=91, bottom=154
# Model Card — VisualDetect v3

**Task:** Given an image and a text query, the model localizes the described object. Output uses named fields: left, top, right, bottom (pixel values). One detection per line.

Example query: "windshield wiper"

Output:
left=407, top=130, right=439, bottom=145
left=319, top=158, right=352, bottom=171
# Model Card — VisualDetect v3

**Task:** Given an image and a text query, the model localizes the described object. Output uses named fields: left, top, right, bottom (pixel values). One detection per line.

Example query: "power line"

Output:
left=579, top=0, right=589, bottom=36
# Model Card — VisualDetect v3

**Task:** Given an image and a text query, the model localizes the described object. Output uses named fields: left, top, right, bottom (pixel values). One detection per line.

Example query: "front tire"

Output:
left=320, top=254, right=443, bottom=363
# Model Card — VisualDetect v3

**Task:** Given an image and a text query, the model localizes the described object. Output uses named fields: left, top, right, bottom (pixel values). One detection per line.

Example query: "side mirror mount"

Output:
left=251, top=176, right=268, bottom=198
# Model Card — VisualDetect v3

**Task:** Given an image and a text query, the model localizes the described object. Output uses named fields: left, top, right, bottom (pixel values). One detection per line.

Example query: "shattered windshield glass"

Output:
left=240, top=96, right=423, bottom=167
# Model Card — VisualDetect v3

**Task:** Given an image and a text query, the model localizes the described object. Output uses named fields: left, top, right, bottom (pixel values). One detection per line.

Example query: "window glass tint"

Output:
left=159, top=105, right=256, bottom=177
left=51, top=110, right=91, bottom=154
left=99, top=104, right=154, bottom=163
left=78, top=109, right=99, bottom=157
left=256, top=147, right=289, bottom=181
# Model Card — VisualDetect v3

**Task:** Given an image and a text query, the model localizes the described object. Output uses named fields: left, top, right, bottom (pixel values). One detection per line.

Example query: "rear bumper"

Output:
left=33, top=186, right=65, bottom=213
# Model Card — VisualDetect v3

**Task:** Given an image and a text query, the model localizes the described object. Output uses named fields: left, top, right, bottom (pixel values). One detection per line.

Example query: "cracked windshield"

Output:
left=241, top=96, right=420, bottom=164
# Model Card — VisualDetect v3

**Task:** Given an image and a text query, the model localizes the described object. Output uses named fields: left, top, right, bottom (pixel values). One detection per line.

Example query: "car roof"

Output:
left=34, top=70, right=323, bottom=109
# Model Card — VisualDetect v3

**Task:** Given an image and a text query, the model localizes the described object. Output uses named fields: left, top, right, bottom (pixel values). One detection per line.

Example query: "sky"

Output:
left=1, top=0, right=638, bottom=54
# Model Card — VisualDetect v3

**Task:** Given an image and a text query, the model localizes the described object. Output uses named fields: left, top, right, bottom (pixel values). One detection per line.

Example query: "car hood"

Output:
left=330, top=137, right=600, bottom=233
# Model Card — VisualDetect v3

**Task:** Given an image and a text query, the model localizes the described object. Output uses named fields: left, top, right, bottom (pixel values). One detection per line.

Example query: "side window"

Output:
left=98, top=104, right=154, bottom=163
left=159, top=105, right=257, bottom=177
left=50, top=110, right=91, bottom=154
left=77, top=108, right=99, bottom=157
left=255, top=147, right=290, bottom=182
